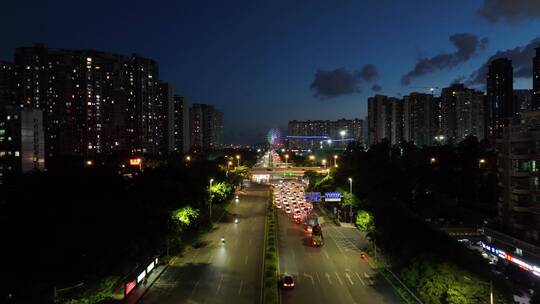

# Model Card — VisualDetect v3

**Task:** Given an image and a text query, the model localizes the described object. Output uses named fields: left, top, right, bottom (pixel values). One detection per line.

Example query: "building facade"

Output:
left=159, top=82, right=174, bottom=155
left=403, top=93, right=436, bottom=146
left=10, top=44, right=165, bottom=163
left=0, top=61, right=14, bottom=107
left=515, top=89, right=532, bottom=114
left=440, top=84, right=485, bottom=143
left=486, top=58, right=514, bottom=143
left=189, top=104, right=223, bottom=151
left=497, top=111, right=540, bottom=241
left=0, top=107, right=45, bottom=182
left=367, top=95, right=404, bottom=146
left=533, top=47, right=540, bottom=111
left=287, top=119, right=363, bottom=149
left=173, top=95, right=190, bottom=153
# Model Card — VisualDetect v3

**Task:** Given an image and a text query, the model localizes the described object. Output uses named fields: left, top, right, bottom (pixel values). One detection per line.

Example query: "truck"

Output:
left=311, top=224, right=324, bottom=247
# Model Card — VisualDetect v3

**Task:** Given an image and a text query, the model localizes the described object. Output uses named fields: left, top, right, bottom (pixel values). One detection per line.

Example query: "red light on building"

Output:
left=124, top=280, right=136, bottom=296
left=130, top=158, right=142, bottom=166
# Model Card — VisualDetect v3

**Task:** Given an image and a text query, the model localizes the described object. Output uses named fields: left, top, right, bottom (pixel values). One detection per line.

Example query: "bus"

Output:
left=311, top=224, right=324, bottom=247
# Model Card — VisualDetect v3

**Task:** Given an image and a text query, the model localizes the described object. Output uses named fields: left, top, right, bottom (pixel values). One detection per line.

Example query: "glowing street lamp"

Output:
left=430, top=157, right=437, bottom=164
left=285, top=154, right=289, bottom=167
left=209, top=178, right=214, bottom=221
left=85, top=160, right=93, bottom=166
left=321, top=159, right=327, bottom=168
left=333, top=155, right=338, bottom=167
left=348, top=177, right=353, bottom=223
left=236, top=154, right=241, bottom=166
left=185, top=155, right=191, bottom=162
left=309, top=155, right=315, bottom=161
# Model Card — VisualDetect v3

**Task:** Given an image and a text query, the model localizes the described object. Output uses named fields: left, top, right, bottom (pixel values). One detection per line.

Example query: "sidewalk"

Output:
left=124, top=263, right=168, bottom=304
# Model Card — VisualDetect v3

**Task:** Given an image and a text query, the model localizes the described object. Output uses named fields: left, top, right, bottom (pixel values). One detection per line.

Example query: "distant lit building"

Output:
left=514, top=89, right=532, bottom=114
left=440, top=84, right=485, bottom=142
left=533, top=47, right=540, bottom=111
left=497, top=111, right=540, bottom=241
left=11, top=44, right=165, bottom=161
left=173, top=95, right=190, bottom=153
left=403, top=92, right=437, bottom=146
left=189, top=104, right=223, bottom=151
left=367, top=95, right=403, bottom=146
left=0, top=106, right=45, bottom=182
left=159, top=82, right=174, bottom=155
left=0, top=61, right=14, bottom=107
left=287, top=118, right=363, bottom=149
left=486, top=58, right=514, bottom=142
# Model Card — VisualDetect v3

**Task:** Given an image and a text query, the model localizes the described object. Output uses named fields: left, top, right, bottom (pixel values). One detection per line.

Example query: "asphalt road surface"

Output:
left=277, top=206, right=403, bottom=304
left=140, top=183, right=269, bottom=304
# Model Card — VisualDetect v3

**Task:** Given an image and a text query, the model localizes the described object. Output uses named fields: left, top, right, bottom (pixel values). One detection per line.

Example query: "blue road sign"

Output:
left=305, top=192, right=321, bottom=202
left=325, top=192, right=342, bottom=202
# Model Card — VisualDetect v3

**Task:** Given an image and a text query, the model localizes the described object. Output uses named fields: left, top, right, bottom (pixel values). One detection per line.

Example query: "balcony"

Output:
left=512, top=188, right=531, bottom=195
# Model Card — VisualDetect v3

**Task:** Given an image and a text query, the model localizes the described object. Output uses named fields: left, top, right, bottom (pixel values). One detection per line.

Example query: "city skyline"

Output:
left=2, top=1, right=540, bottom=143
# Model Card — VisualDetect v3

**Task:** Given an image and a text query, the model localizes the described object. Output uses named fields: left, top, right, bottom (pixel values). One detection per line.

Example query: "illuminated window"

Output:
left=14, top=151, right=20, bottom=157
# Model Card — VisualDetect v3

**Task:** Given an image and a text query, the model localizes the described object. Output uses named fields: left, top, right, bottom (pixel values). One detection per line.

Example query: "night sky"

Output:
left=1, top=0, right=540, bottom=143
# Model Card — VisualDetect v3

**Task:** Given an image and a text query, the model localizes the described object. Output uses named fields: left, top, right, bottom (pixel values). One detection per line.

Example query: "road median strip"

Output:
left=262, top=189, right=279, bottom=304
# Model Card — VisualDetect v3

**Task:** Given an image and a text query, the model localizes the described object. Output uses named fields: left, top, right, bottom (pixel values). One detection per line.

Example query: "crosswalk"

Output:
left=287, top=269, right=372, bottom=287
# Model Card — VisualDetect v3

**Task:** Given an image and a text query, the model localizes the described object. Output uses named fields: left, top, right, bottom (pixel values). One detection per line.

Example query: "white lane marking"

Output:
left=355, top=272, right=366, bottom=286
left=323, top=250, right=330, bottom=259
left=244, top=255, right=249, bottom=265
left=303, top=272, right=314, bottom=285
left=335, top=272, right=343, bottom=285
left=238, top=280, right=243, bottom=294
left=325, top=273, right=332, bottom=285
left=216, top=274, right=224, bottom=294
left=316, top=271, right=321, bottom=283
left=191, top=280, right=200, bottom=297
left=345, top=272, right=354, bottom=285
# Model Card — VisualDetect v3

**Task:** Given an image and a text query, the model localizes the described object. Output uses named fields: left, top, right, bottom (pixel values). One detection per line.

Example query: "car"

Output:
left=285, top=207, right=291, bottom=214
left=294, top=217, right=302, bottom=224
left=280, top=273, right=295, bottom=289
left=363, top=273, right=375, bottom=286
left=276, top=204, right=282, bottom=209
left=303, top=207, right=310, bottom=213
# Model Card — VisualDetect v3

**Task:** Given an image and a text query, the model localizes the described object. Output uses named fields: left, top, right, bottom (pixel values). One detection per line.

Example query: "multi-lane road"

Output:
left=140, top=183, right=268, bottom=304
left=277, top=205, right=403, bottom=304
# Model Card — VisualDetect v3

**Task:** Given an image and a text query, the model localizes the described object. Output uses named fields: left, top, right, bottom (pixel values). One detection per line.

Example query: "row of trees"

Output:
left=306, top=137, right=515, bottom=303
left=0, top=153, right=248, bottom=303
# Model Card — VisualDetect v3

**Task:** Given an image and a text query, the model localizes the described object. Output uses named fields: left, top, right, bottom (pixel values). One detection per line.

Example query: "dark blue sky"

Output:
left=1, top=0, right=540, bottom=143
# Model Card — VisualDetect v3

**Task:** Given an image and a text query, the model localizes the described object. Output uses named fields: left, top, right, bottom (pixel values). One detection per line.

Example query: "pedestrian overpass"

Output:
left=249, top=166, right=327, bottom=183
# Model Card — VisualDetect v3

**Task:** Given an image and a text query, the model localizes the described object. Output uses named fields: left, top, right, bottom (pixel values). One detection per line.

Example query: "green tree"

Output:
left=355, top=210, right=374, bottom=232
left=172, top=206, right=200, bottom=228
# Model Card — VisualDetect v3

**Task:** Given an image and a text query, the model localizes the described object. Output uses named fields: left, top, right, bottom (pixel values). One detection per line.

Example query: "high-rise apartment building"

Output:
left=173, top=95, right=190, bottom=153
left=0, top=106, right=45, bottom=182
left=440, top=84, right=485, bottom=142
left=497, top=111, right=540, bottom=241
left=367, top=95, right=404, bottom=146
left=403, top=93, right=436, bottom=146
left=10, top=44, right=165, bottom=162
left=159, top=82, right=174, bottom=155
left=0, top=61, right=14, bottom=107
left=287, top=119, right=363, bottom=149
left=533, top=47, right=540, bottom=111
left=514, top=89, right=532, bottom=114
left=189, top=104, right=223, bottom=151
left=486, top=58, right=514, bottom=142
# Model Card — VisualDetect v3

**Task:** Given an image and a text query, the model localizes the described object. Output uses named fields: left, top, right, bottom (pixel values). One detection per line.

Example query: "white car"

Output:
left=285, top=207, right=291, bottom=214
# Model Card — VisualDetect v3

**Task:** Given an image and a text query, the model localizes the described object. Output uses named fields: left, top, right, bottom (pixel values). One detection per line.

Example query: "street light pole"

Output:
left=236, top=155, right=241, bottom=166
left=209, top=178, right=214, bottom=222
left=333, top=155, right=338, bottom=167
left=348, top=177, right=353, bottom=223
